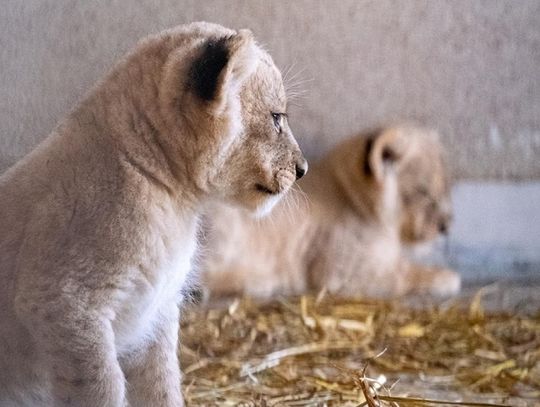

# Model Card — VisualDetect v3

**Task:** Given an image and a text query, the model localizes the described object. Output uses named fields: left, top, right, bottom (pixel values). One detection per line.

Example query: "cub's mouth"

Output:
left=255, top=183, right=278, bottom=195
left=255, top=168, right=299, bottom=196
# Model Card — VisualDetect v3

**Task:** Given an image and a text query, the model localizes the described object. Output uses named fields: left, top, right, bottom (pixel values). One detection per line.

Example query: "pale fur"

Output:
left=203, top=125, right=460, bottom=299
left=0, top=22, right=306, bottom=406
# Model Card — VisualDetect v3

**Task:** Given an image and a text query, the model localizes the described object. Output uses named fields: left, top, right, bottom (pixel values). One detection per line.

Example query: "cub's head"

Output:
left=156, top=23, right=307, bottom=216
left=332, top=125, right=452, bottom=243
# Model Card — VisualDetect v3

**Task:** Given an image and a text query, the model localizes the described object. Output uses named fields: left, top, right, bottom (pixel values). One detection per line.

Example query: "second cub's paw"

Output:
left=407, top=265, right=461, bottom=297
left=426, top=268, right=461, bottom=297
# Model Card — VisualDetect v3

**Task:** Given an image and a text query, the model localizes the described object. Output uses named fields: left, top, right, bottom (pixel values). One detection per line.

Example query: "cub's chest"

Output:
left=113, top=207, right=198, bottom=354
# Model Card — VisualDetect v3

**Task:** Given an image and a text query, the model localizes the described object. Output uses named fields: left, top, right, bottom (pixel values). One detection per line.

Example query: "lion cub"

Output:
left=203, top=125, right=460, bottom=299
left=0, top=22, right=306, bottom=406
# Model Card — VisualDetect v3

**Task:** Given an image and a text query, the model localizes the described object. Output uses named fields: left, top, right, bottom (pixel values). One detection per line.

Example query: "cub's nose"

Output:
left=438, top=213, right=452, bottom=235
left=295, top=157, right=308, bottom=180
left=439, top=220, right=448, bottom=235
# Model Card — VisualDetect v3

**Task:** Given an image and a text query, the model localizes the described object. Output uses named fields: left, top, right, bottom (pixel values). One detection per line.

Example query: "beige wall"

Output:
left=1, top=0, right=539, bottom=179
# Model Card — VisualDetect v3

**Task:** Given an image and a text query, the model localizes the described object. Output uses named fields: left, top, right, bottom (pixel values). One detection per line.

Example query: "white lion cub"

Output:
left=0, top=22, right=306, bottom=406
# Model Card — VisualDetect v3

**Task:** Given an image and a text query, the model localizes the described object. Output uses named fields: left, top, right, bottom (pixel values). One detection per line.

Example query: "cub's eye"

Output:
left=271, top=112, right=283, bottom=133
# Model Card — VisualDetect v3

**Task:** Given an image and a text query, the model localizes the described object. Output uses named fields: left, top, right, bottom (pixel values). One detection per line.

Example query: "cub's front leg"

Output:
left=15, top=297, right=127, bottom=407
left=122, top=303, right=183, bottom=407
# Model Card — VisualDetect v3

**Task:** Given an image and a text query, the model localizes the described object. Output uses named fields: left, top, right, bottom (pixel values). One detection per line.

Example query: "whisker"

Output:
left=284, top=66, right=307, bottom=84
left=282, top=60, right=299, bottom=84
left=290, top=185, right=311, bottom=210
left=286, top=76, right=314, bottom=88
left=287, top=100, right=305, bottom=108
left=284, top=195, right=294, bottom=224
left=283, top=63, right=314, bottom=107
left=286, top=89, right=309, bottom=98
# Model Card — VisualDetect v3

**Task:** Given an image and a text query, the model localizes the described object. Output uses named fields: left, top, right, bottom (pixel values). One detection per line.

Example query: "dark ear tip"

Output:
left=190, top=36, right=231, bottom=101
left=362, top=127, right=403, bottom=179
left=362, top=128, right=382, bottom=177
left=362, top=132, right=376, bottom=176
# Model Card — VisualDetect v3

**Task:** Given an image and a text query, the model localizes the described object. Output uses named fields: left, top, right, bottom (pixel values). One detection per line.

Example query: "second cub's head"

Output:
left=332, top=125, right=452, bottom=243
left=158, top=23, right=307, bottom=216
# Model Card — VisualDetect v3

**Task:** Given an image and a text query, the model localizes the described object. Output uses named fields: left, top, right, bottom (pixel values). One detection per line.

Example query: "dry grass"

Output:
left=180, top=289, right=540, bottom=406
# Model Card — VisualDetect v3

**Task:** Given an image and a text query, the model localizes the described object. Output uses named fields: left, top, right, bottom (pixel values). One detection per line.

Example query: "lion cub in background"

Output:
left=0, top=22, right=306, bottom=406
left=203, top=125, right=460, bottom=299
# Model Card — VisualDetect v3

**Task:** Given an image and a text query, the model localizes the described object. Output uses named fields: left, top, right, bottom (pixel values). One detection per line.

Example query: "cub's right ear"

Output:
left=364, top=128, right=409, bottom=182
left=190, top=30, right=258, bottom=113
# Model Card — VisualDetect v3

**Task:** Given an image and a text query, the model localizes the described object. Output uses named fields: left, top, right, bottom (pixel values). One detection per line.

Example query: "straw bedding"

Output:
left=180, top=289, right=540, bottom=406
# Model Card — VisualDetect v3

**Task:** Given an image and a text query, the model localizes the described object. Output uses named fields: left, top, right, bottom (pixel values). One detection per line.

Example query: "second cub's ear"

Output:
left=190, top=30, right=258, bottom=113
left=364, top=128, right=408, bottom=182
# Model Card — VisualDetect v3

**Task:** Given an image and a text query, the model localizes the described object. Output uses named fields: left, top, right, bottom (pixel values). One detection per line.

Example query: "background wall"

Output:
left=1, top=0, right=539, bottom=179
left=1, top=1, right=539, bottom=282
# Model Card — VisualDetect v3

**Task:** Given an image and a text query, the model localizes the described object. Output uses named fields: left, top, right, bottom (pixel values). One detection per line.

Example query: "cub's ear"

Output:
left=364, top=127, right=408, bottom=182
left=190, top=29, right=258, bottom=113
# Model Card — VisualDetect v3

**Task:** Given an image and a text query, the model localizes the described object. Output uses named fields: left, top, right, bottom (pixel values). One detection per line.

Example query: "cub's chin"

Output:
left=252, top=193, right=282, bottom=218
left=228, top=185, right=286, bottom=219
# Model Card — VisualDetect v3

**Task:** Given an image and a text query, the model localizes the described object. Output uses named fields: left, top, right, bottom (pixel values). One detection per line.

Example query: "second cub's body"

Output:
left=204, top=126, right=460, bottom=299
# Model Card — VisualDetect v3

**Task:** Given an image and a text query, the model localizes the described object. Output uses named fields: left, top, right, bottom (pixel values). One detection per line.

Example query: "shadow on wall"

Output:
left=1, top=156, right=17, bottom=174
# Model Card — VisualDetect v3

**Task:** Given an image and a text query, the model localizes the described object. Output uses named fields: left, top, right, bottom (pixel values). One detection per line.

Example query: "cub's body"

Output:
left=0, top=22, right=305, bottom=406
left=0, top=126, right=195, bottom=404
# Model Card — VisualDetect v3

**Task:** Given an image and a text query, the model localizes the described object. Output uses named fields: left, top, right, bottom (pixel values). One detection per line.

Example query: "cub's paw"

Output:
left=408, top=265, right=461, bottom=297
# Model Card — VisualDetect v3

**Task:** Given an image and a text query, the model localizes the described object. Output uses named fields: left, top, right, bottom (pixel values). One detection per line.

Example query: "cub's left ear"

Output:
left=364, top=127, right=409, bottom=182
left=190, top=29, right=258, bottom=113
